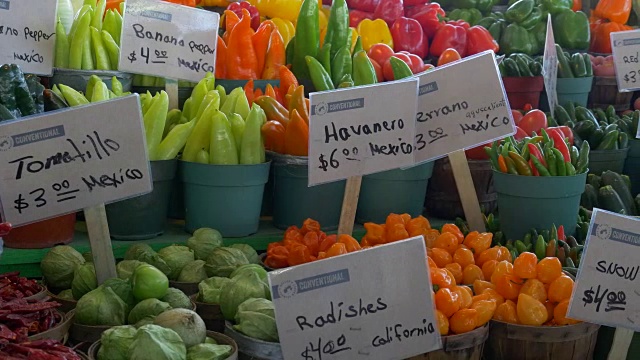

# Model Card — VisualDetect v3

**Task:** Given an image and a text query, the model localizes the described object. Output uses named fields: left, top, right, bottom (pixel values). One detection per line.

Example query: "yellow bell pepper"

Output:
left=349, top=27, right=359, bottom=53
left=271, top=17, right=295, bottom=46
left=356, top=19, right=394, bottom=52
left=256, top=0, right=301, bottom=23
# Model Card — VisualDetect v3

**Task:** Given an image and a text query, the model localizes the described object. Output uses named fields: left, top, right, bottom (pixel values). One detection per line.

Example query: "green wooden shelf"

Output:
left=0, top=216, right=450, bottom=278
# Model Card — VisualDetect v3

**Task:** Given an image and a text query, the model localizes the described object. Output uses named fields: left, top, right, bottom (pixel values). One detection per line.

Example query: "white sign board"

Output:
left=0, top=96, right=152, bottom=226
left=119, top=0, right=219, bottom=82
left=0, top=0, right=57, bottom=75
left=308, top=80, right=419, bottom=185
left=611, top=29, right=640, bottom=92
left=568, top=209, right=640, bottom=331
left=268, top=236, right=441, bottom=360
left=414, top=51, right=514, bottom=163
left=543, top=14, right=558, bottom=112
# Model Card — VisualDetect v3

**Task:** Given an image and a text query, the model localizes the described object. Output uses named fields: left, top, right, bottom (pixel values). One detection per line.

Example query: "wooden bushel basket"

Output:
left=408, top=324, right=488, bottom=360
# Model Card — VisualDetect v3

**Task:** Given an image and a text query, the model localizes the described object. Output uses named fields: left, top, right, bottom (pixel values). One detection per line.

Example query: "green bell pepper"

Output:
left=541, top=0, right=572, bottom=14
left=448, top=8, right=484, bottom=26
left=552, top=9, right=590, bottom=50
left=505, top=0, right=534, bottom=23
left=531, top=21, right=547, bottom=53
left=488, top=20, right=507, bottom=42
left=520, top=7, right=543, bottom=29
left=500, top=23, right=535, bottom=55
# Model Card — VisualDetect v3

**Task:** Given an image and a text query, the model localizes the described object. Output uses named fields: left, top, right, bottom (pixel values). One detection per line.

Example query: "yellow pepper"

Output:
left=356, top=19, right=394, bottom=52
left=349, top=27, right=359, bottom=53
left=271, top=17, right=295, bottom=46
left=256, top=0, right=302, bottom=23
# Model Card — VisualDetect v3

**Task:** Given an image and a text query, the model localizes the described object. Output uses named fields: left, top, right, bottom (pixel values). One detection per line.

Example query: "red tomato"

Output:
left=383, top=53, right=413, bottom=81
left=514, top=126, right=528, bottom=140
left=518, top=109, right=547, bottom=136
left=465, top=144, right=491, bottom=160
left=370, top=58, right=384, bottom=82
left=367, top=44, right=395, bottom=69
left=423, top=63, right=435, bottom=72
left=437, top=48, right=461, bottom=66
left=511, top=110, right=523, bottom=125
left=407, top=54, right=425, bottom=74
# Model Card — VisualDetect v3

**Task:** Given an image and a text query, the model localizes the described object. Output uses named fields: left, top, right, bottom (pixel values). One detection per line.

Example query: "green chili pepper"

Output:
left=292, top=0, right=319, bottom=80
left=576, top=140, right=590, bottom=174
left=552, top=148, right=567, bottom=175
left=545, top=148, right=557, bottom=176
left=508, top=151, right=532, bottom=176
left=306, top=56, right=335, bottom=91
left=317, top=43, right=332, bottom=75
left=565, top=161, right=576, bottom=175
left=331, top=46, right=353, bottom=87
left=535, top=235, right=547, bottom=260
left=523, top=233, right=532, bottom=246
left=531, top=156, right=551, bottom=176
left=353, top=50, right=378, bottom=85
left=322, top=0, right=349, bottom=60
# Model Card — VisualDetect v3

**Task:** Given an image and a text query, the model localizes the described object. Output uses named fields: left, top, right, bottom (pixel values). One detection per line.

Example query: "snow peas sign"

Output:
left=611, top=29, right=640, bottom=92
left=568, top=209, right=640, bottom=330
left=413, top=51, right=514, bottom=163
left=0, top=0, right=57, bottom=75
left=119, top=0, right=219, bottom=82
left=268, top=236, right=442, bottom=360
left=0, top=96, right=152, bottom=226
left=308, top=79, right=419, bottom=186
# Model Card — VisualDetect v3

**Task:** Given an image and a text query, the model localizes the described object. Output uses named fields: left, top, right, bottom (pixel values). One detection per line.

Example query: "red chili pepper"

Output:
left=557, top=225, right=566, bottom=241
left=390, top=17, right=428, bottom=58
left=408, top=3, right=445, bottom=40
left=430, top=23, right=468, bottom=57
left=527, top=143, right=547, bottom=167
left=549, top=130, right=571, bottom=162
left=466, top=25, right=499, bottom=55
left=529, top=159, right=540, bottom=176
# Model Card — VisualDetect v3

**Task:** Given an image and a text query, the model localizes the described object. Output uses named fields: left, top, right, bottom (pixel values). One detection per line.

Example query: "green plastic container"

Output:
left=132, top=86, right=193, bottom=109
left=105, top=160, right=177, bottom=240
left=589, top=147, right=630, bottom=175
left=168, top=161, right=185, bottom=220
left=50, top=68, right=133, bottom=92
left=624, top=139, right=640, bottom=196
left=540, top=77, right=594, bottom=111
left=493, top=170, right=587, bottom=240
left=216, top=79, right=280, bottom=94
left=181, top=161, right=270, bottom=237
left=356, top=162, right=435, bottom=224
left=271, top=153, right=345, bottom=230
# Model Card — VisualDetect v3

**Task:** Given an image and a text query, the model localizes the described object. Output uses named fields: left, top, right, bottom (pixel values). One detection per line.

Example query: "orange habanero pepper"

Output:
left=261, top=120, right=286, bottom=154
left=263, top=29, right=286, bottom=80
left=252, top=21, right=274, bottom=77
left=338, top=234, right=362, bottom=252
left=284, top=109, right=309, bottom=156
left=326, top=243, right=348, bottom=258
left=226, top=9, right=258, bottom=80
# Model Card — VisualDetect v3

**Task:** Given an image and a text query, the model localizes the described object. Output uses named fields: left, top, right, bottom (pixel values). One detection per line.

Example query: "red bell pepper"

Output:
left=390, top=17, right=428, bottom=58
left=466, top=25, right=499, bottom=55
left=549, top=130, right=571, bottom=162
left=347, top=0, right=380, bottom=12
left=528, top=143, right=547, bottom=167
left=408, top=3, right=445, bottom=40
left=227, top=1, right=260, bottom=31
left=374, top=0, right=404, bottom=26
left=404, top=0, right=427, bottom=5
left=447, top=19, right=470, bottom=29
left=430, top=23, right=467, bottom=57
left=349, top=9, right=374, bottom=27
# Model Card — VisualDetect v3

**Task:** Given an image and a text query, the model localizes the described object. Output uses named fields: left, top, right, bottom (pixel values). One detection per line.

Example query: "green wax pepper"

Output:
left=182, top=104, right=218, bottom=162
left=194, top=90, right=221, bottom=123
left=144, top=91, right=169, bottom=160
left=228, top=113, right=245, bottom=157
left=210, top=110, right=239, bottom=165
left=155, top=120, right=196, bottom=161
left=240, top=104, right=266, bottom=165
left=220, top=87, right=241, bottom=117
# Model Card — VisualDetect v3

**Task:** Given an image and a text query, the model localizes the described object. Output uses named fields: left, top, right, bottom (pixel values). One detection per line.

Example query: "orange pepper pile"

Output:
left=258, top=69, right=311, bottom=156
left=589, top=0, right=633, bottom=53
left=217, top=9, right=286, bottom=80
left=361, top=214, right=438, bottom=247
left=479, top=252, right=580, bottom=327
left=264, top=219, right=362, bottom=269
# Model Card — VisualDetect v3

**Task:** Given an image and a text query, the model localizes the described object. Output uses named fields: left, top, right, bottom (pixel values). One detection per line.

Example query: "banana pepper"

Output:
left=356, top=19, right=394, bottom=52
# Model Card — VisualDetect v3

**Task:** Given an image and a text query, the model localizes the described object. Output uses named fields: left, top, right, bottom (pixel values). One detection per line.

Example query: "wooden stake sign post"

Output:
left=119, top=0, right=220, bottom=109
left=413, top=51, right=515, bottom=232
left=0, top=96, right=151, bottom=283
left=567, top=209, right=640, bottom=360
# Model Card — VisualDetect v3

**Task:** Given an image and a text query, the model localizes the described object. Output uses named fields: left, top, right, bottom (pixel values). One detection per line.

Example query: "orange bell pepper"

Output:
left=594, top=0, right=632, bottom=24
left=262, top=29, right=286, bottom=80
left=226, top=9, right=258, bottom=79
left=215, top=35, right=227, bottom=79
left=289, top=86, right=309, bottom=123
left=252, top=21, right=274, bottom=77
left=590, top=21, right=631, bottom=53
left=261, top=120, right=286, bottom=153
left=278, top=66, right=299, bottom=100
left=284, top=109, right=309, bottom=156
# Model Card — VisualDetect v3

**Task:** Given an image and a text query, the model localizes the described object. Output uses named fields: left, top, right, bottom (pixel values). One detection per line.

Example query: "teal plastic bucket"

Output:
left=356, top=162, right=435, bottom=224
left=181, top=161, right=270, bottom=237
left=493, top=170, right=587, bottom=240
left=589, top=148, right=630, bottom=175
left=168, top=161, right=185, bottom=220
left=271, top=153, right=345, bottom=230
left=50, top=68, right=133, bottom=92
left=105, top=160, right=176, bottom=240
left=624, top=139, right=640, bottom=196
left=540, top=77, right=593, bottom=111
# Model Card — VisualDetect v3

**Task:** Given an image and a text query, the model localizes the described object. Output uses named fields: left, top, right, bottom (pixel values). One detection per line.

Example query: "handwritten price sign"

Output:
left=268, top=237, right=441, bottom=360
left=0, top=0, right=57, bottom=75
left=119, top=0, right=219, bottom=82
left=0, top=96, right=152, bottom=226
left=568, top=209, right=640, bottom=331
left=308, top=80, right=419, bottom=186
left=611, top=29, right=640, bottom=92
left=414, top=51, right=514, bottom=163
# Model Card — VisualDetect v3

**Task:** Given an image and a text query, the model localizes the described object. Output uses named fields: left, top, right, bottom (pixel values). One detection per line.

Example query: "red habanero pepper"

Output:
left=466, top=25, right=499, bottom=55
left=527, top=143, right=547, bottom=167
left=430, top=23, right=467, bottom=57
left=390, top=17, right=428, bottom=59
left=549, top=130, right=571, bottom=162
